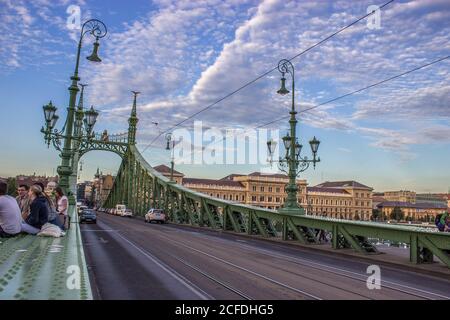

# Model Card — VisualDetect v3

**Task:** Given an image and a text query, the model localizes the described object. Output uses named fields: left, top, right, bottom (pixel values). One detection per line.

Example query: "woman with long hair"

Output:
left=55, top=186, right=69, bottom=230
left=21, top=185, right=48, bottom=234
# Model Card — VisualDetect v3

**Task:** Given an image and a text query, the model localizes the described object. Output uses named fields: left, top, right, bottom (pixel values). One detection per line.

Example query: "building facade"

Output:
left=377, top=201, right=447, bottom=221
left=92, top=169, right=114, bottom=207
left=155, top=166, right=375, bottom=221
left=306, top=181, right=373, bottom=220
left=416, top=193, right=448, bottom=206
left=153, top=165, right=184, bottom=184
left=383, top=190, right=416, bottom=203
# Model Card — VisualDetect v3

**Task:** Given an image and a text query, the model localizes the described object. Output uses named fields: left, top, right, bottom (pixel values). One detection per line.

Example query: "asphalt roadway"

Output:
left=80, top=212, right=450, bottom=300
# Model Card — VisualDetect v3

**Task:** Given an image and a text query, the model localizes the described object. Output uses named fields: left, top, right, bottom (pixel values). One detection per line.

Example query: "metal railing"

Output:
left=103, top=145, right=450, bottom=268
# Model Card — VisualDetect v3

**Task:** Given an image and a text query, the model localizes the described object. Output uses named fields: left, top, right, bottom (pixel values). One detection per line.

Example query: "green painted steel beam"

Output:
left=100, top=145, right=450, bottom=268
left=0, top=206, right=92, bottom=300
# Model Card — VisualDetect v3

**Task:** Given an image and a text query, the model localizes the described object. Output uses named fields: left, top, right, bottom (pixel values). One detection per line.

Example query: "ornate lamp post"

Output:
left=267, top=59, right=321, bottom=216
left=41, top=19, right=107, bottom=203
left=165, top=133, right=176, bottom=182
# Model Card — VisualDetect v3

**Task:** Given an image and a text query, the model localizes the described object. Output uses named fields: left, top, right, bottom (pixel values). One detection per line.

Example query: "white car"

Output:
left=145, top=209, right=166, bottom=224
left=121, top=209, right=133, bottom=218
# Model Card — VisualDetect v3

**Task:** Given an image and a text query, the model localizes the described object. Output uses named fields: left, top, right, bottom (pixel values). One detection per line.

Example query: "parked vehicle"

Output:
left=145, top=209, right=166, bottom=224
left=115, top=204, right=126, bottom=216
left=121, top=209, right=133, bottom=218
left=78, top=205, right=88, bottom=215
left=79, top=209, right=97, bottom=224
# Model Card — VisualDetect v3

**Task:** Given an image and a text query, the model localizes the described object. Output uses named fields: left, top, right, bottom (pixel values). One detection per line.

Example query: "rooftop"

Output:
left=307, top=187, right=350, bottom=195
left=377, top=201, right=448, bottom=210
left=153, top=164, right=184, bottom=176
left=183, top=178, right=244, bottom=188
left=315, top=181, right=373, bottom=190
left=248, top=172, right=288, bottom=179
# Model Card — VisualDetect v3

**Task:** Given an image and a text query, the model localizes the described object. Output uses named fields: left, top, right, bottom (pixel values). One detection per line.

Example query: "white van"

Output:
left=115, top=204, right=126, bottom=216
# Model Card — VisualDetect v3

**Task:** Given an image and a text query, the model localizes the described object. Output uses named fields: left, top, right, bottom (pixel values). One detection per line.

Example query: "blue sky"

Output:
left=0, top=0, right=449, bottom=193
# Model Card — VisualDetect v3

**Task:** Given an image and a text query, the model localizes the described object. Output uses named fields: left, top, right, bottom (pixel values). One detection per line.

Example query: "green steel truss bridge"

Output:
left=1, top=94, right=450, bottom=301
left=99, top=106, right=450, bottom=270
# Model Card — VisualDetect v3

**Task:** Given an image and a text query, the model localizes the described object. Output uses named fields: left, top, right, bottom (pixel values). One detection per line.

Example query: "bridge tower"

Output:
left=128, top=91, right=140, bottom=145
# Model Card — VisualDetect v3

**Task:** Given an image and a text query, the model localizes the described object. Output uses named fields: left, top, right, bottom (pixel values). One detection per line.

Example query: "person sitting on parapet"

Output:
left=435, top=210, right=449, bottom=232
left=30, top=182, right=64, bottom=231
left=21, top=185, right=49, bottom=234
left=55, top=187, right=69, bottom=230
left=16, top=184, right=31, bottom=220
left=0, top=181, right=22, bottom=238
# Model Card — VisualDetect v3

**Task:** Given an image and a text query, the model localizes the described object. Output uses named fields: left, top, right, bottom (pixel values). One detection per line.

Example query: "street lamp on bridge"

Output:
left=165, top=133, right=176, bottom=182
left=41, top=19, right=107, bottom=202
left=267, top=59, right=321, bottom=216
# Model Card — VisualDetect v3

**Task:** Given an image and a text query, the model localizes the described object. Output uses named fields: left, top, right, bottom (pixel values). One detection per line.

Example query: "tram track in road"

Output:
left=180, top=231, right=448, bottom=300
left=156, top=233, right=385, bottom=300
left=90, top=213, right=450, bottom=300
left=166, top=254, right=254, bottom=300
left=233, top=243, right=449, bottom=300
left=92, top=217, right=255, bottom=300
left=97, top=214, right=323, bottom=300
left=155, top=222, right=450, bottom=300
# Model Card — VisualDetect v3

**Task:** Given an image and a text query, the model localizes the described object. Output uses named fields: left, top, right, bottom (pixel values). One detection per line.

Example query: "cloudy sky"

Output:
left=0, top=0, right=449, bottom=192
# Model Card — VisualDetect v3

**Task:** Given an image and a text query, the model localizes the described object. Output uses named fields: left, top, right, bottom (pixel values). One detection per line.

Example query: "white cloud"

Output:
left=2, top=0, right=449, bottom=161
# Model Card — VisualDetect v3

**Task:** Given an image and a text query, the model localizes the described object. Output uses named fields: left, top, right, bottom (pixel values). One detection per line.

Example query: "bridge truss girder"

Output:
left=102, top=145, right=450, bottom=269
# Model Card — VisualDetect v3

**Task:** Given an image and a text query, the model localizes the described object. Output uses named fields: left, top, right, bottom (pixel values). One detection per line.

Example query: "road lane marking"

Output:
left=114, top=232, right=211, bottom=300
left=159, top=235, right=322, bottom=300
left=167, top=254, right=254, bottom=300
left=232, top=243, right=450, bottom=300
left=160, top=224, right=450, bottom=300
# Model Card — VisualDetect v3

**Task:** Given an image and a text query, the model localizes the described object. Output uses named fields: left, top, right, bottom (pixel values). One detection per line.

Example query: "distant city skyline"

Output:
left=1, top=0, right=449, bottom=193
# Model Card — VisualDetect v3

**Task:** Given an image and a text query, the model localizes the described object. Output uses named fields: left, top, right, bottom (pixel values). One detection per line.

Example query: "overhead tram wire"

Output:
left=257, top=54, right=450, bottom=129
left=178, top=54, right=450, bottom=161
left=140, top=0, right=395, bottom=154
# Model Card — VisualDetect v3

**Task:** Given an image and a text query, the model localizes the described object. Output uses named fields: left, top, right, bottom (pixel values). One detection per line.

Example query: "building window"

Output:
left=276, top=197, right=280, bottom=203
left=242, top=195, right=245, bottom=201
left=269, top=186, right=273, bottom=192
left=252, top=186, right=256, bottom=192
left=260, top=186, right=265, bottom=192
left=276, top=187, right=281, bottom=193
left=260, top=196, right=265, bottom=202
left=235, top=195, right=239, bottom=201
left=268, top=196, right=273, bottom=202
left=356, top=192, right=359, bottom=197
left=252, top=196, right=256, bottom=202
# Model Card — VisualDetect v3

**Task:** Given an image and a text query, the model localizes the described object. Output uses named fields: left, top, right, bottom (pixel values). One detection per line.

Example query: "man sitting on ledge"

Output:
left=0, top=181, right=22, bottom=238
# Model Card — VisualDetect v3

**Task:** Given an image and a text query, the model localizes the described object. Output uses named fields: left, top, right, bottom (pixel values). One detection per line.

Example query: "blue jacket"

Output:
left=27, top=196, right=49, bottom=229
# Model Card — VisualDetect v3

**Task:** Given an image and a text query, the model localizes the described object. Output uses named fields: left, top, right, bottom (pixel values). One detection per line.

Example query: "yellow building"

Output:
left=383, top=190, right=416, bottom=203
left=155, top=165, right=374, bottom=221
left=306, top=181, right=373, bottom=220
left=93, top=169, right=115, bottom=207
left=377, top=201, right=447, bottom=221
left=153, top=165, right=184, bottom=184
